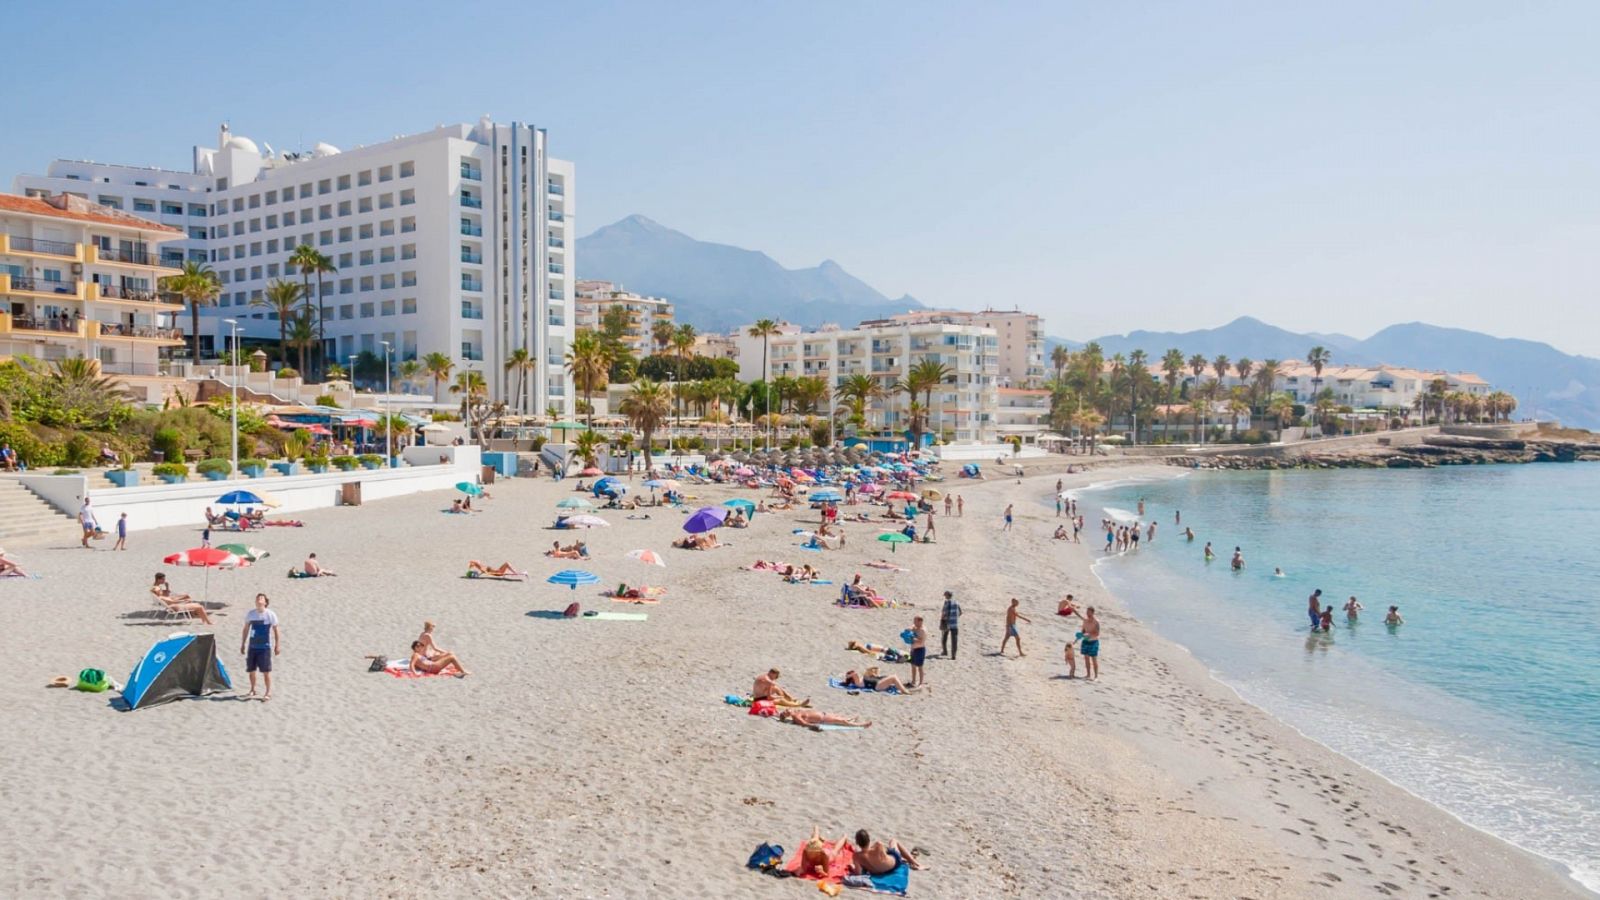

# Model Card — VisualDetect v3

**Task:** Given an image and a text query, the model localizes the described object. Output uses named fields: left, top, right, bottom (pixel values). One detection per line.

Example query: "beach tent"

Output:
left=122, top=633, right=232, bottom=711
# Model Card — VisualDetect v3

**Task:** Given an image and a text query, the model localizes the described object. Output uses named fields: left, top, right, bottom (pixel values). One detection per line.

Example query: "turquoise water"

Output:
left=1080, top=465, right=1600, bottom=893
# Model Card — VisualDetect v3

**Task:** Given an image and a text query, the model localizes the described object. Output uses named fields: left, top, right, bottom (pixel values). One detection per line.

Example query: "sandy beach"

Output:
left=0, top=464, right=1584, bottom=899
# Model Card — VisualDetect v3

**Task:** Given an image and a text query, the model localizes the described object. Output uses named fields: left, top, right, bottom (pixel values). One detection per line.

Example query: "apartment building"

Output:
left=731, top=317, right=1000, bottom=444
left=693, top=331, right=739, bottom=362
left=574, top=279, right=673, bottom=357
left=888, top=308, right=1045, bottom=387
left=0, top=193, right=186, bottom=403
left=1272, top=362, right=1491, bottom=409
left=14, top=118, right=574, bottom=411
left=994, top=387, right=1052, bottom=443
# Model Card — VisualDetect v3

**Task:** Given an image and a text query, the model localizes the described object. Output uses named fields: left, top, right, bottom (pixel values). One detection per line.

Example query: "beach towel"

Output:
left=813, top=723, right=868, bottom=732
left=582, top=611, right=647, bottom=621
left=827, top=678, right=900, bottom=695
left=384, top=660, right=459, bottom=679
left=785, top=840, right=855, bottom=881
left=844, top=861, right=910, bottom=895
left=463, top=571, right=528, bottom=581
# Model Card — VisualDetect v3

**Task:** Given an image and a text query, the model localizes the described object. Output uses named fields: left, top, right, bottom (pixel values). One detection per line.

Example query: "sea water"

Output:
left=1079, top=465, right=1600, bottom=893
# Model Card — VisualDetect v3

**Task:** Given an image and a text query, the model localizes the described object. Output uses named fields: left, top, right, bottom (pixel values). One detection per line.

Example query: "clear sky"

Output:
left=5, top=1, right=1598, bottom=354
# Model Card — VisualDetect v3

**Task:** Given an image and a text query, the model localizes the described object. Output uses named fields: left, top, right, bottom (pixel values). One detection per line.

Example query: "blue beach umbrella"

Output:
left=217, top=490, right=264, bottom=506
left=456, top=482, right=483, bottom=496
left=557, top=496, right=595, bottom=510
left=547, top=570, right=600, bottom=590
left=723, top=498, right=756, bottom=518
left=683, top=507, right=727, bottom=534
left=810, top=489, right=843, bottom=504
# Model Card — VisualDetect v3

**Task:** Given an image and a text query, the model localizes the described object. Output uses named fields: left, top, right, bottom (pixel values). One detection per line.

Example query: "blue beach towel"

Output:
left=827, top=677, right=900, bottom=695
left=845, top=861, right=910, bottom=894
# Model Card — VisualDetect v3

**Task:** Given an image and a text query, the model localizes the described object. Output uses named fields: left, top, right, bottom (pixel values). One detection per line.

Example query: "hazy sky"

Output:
left=5, top=2, right=1598, bottom=354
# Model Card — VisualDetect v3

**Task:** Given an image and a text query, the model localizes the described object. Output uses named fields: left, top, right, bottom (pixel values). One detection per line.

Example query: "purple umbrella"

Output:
left=683, top=506, right=728, bottom=534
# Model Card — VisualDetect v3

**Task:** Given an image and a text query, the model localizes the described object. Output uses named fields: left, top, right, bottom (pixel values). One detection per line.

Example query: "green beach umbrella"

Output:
left=214, top=543, right=268, bottom=562
left=557, top=497, right=595, bottom=510
left=877, top=532, right=912, bottom=553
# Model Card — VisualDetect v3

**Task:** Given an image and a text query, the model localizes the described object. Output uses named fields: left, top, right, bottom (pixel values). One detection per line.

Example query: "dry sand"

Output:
left=0, top=465, right=1585, bottom=898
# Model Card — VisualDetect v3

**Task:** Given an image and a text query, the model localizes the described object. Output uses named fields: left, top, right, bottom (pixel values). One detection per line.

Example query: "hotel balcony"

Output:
left=546, top=182, right=564, bottom=196
left=1, top=273, right=83, bottom=301
left=460, top=195, right=483, bottom=209
left=460, top=277, right=483, bottom=292
left=0, top=311, right=182, bottom=345
left=548, top=236, right=564, bottom=250
left=460, top=223, right=483, bottom=237
left=460, top=166, right=482, bottom=181
left=460, top=303, right=484, bottom=320
left=86, top=245, right=181, bottom=274
left=0, top=234, right=83, bottom=262
left=93, top=283, right=184, bottom=310
left=461, top=250, right=483, bottom=264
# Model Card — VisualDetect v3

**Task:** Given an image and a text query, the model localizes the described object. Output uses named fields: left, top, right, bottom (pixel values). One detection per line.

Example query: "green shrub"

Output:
left=152, top=462, right=189, bottom=477
left=303, top=453, right=330, bottom=469
left=332, top=455, right=358, bottom=470
left=314, top=393, right=338, bottom=407
left=431, top=412, right=459, bottom=422
left=196, top=458, right=232, bottom=476
left=0, top=422, right=50, bottom=467
left=51, top=468, right=80, bottom=475
left=276, top=367, right=299, bottom=379
left=151, top=426, right=185, bottom=462
left=358, top=453, right=384, bottom=466
left=63, top=433, right=98, bottom=467
left=239, top=457, right=268, bottom=471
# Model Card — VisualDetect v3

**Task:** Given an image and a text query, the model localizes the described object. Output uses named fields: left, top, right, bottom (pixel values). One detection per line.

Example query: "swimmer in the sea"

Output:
left=1203, top=541, right=1215, bottom=561
left=1385, top=605, right=1404, bottom=626
left=1230, top=546, right=1244, bottom=570
left=1273, top=567, right=1286, bottom=578
left=1343, top=596, right=1363, bottom=620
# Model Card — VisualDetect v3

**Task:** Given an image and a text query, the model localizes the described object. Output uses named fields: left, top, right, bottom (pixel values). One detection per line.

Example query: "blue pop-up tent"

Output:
left=122, top=633, right=232, bottom=711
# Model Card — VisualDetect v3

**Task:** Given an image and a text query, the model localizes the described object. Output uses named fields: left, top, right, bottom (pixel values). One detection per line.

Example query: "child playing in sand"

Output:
left=1064, top=635, right=1079, bottom=678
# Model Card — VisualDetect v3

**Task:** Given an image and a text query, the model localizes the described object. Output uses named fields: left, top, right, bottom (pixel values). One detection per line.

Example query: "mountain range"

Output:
left=1049, top=317, right=1600, bottom=429
left=577, top=215, right=921, bottom=331
left=577, top=216, right=1599, bottom=429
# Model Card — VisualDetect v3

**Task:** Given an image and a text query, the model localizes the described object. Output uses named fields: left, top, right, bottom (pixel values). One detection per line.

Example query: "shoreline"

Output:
left=1068, top=467, right=1594, bottom=898
left=0, top=464, right=1589, bottom=898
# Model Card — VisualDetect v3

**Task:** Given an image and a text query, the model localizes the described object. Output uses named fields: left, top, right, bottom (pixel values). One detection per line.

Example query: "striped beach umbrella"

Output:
left=547, top=569, right=600, bottom=590
left=626, top=549, right=666, bottom=567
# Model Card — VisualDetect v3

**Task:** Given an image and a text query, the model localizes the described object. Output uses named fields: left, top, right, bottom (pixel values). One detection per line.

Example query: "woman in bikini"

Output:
left=409, top=640, right=470, bottom=677
left=840, top=666, right=916, bottom=693
left=152, top=573, right=213, bottom=624
left=777, top=708, right=871, bottom=728
left=467, top=560, right=524, bottom=577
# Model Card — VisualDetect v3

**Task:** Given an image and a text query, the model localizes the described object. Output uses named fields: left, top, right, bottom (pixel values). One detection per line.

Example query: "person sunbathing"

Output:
left=409, top=640, right=470, bottom=677
left=850, top=830, right=922, bottom=874
left=1058, top=596, right=1079, bottom=617
left=416, top=620, right=452, bottom=658
left=864, top=558, right=906, bottom=571
left=778, top=708, right=871, bottom=729
left=786, top=564, right=818, bottom=584
left=467, top=560, right=525, bottom=578
left=742, top=559, right=784, bottom=571
left=302, top=553, right=336, bottom=576
left=800, top=826, right=851, bottom=878
left=151, top=573, right=213, bottom=624
left=1053, top=525, right=1070, bottom=540
left=0, top=550, right=30, bottom=578
left=840, top=666, right=916, bottom=693
left=545, top=541, right=582, bottom=560
left=450, top=499, right=466, bottom=514
left=753, top=668, right=810, bottom=708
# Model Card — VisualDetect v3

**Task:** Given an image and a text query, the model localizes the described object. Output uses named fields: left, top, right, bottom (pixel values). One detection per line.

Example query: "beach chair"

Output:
left=154, top=593, right=194, bottom=623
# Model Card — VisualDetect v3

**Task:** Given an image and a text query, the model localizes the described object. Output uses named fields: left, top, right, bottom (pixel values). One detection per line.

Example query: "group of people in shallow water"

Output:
left=1306, top=588, right=1404, bottom=630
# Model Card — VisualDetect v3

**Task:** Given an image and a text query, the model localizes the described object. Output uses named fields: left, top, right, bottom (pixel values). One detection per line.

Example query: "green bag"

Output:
left=75, top=668, right=109, bottom=693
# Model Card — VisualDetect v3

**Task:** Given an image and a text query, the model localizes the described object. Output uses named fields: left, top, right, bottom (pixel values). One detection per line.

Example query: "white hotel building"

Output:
left=14, top=119, right=574, bottom=411
left=731, top=316, right=1000, bottom=444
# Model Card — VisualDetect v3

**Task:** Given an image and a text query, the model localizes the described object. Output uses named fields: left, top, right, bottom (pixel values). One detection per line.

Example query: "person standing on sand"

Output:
left=1055, top=495, right=1062, bottom=517
left=956, top=495, right=964, bottom=518
left=1344, top=596, right=1363, bottom=620
left=944, top=495, right=953, bottom=516
left=113, top=512, right=128, bottom=551
left=909, top=616, right=927, bottom=686
left=924, top=510, right=936, bottom=541
left=78, top=497, right=98, bottom=549
left=1002, top=503, right=1014, bottom=531
left=1308, top=589, right=1324, bottom=629
left=1000, top=598, right=1031, bottom=657
left=939, top=590, right=961, bottom=659
left=240, top=593, right=279, bottom=701
left=1080, top=607, right=1101, bottom=680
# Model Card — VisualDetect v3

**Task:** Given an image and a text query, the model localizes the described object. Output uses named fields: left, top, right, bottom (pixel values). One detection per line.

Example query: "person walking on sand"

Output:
left=957, top=495, right=964, bottom=518
left=78, top=497, right=98, bottom=549
left=909, top=616, right=927, bottom=686
left=944, top=495, right=952, bottom=517
left=240, top=593, right=280, bottom=701
left=113, top=512, right=128, bottom=551
left=1000, top=598, right=1031, bottom=657
left=1307, top=589, right=1324, bottom=629
left=1343, top=596, right=1363, bottom=620
left=939, top=590, right=961, bottom=659
left=1002, top=503, right=1014, bottom=531
left=1080, top=607, right=1101, bottom=680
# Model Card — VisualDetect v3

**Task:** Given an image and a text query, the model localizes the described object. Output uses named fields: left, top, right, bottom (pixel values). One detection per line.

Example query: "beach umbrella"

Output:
left=216, top=489, right=264, bottom=506
left=579, top=466, right=604, bottom=477
left=734, top=467, right=755, bottom=477
left=922, top=489, right=943, bottom=501
left=256, top=492, right=284, bottom=509
left=683, top=507, right=727, bottom=533
left=163, top=546, right=247, bottom=603
left=214, top=543, right=268, bottom=562
left=564, top=514, right=610, bottom=528
left=857, top=483, right=882, bottom=494
left=886, top=490, right=917, bottom=501
left=877, top=532, right=912, bottom=554
left=547, top=569, right=600, bottom=590
left=723, top=498, right=756, bottom=518
left=810, top=489, right=843, bottom=503
left=556, top=496, right=595, bottom=510
left=626, top=548, right=666, bottom=567
left=456, top=482, right=483, bottom=496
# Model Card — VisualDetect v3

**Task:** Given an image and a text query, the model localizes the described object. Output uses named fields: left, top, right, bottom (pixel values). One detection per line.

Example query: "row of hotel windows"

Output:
left=215, top=162, right=417, bottom=211
left=214, top=244, right=416, bottom=276
left=206, top=192, right=415, bottom=238
left=205, top=219, right=418, bottom=254
left=229, top=298, right=418, bottom=319
left=218, top=271, right=416, bottom=293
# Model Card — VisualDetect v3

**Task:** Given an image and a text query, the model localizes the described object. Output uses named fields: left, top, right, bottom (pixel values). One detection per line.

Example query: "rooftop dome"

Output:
left=225, top=135, right=260, bottom=154
left=312, top=142, right=340, bottom=158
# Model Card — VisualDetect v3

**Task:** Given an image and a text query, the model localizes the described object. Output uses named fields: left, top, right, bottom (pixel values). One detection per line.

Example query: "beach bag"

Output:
left=749, top=698, right=777, bottom=717
left=368, top=655, right=388, bottom=672
left=746, top=842, right=784, bottom=870
left=562, top=602, right=580, bottom=618
left=75, top=668, right=109, bottom=693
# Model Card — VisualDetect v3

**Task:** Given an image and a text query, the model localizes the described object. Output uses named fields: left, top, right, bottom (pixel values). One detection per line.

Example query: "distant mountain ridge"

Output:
left=577, top=215, right=921, bottom=331
left=1047, top=316, right=1600, bottom=429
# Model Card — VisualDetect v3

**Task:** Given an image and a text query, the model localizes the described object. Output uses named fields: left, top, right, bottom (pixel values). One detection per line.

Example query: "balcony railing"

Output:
left=546, top=182, right=564, bottom=196
left=549, top=290, right=565, bottom=301
left=8, top=275, right=78, bottom=295
left=98, top=360, right=179, bottom=377
left=460, top=224, right=483, bottom=236
left=7, top=314, right=80, bottom=333
left=547, top=210, right=564, bottom=222
left=460, top=167, right=482, bottom=181
left=460, top=195, right=483, bottom=209
left=461, top=279, right=483, bottom=292
left=460, top=305, right=484, bottom=320
left=97, top=246, right=156, bottom=265
left=461, top=252, right=483, bottom=264
left=99, top=322, right=181, bottom=340
left=547, top=236, right=564, bottom=248
left=548, top=263, right=564, bottom=275
left=461, top=349, right=484, bottom=361
left=98, top=284, right=164, bottom=303
left=10, top=236, right=76, bottom=256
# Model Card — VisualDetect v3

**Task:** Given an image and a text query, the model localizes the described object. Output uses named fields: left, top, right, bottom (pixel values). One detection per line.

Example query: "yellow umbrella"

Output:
left=256, top=492, right=284, bottom=509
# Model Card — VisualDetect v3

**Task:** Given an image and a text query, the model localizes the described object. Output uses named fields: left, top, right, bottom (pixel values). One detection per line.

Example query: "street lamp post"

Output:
left=223, top=318, right=239, bottom=479
left=380, top=340, right=393, bottom=465
left=349, top=354, right=359, bottom=454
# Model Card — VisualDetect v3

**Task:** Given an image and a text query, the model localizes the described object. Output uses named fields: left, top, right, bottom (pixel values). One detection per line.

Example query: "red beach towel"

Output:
left=785, top=841, right=855, bottom=881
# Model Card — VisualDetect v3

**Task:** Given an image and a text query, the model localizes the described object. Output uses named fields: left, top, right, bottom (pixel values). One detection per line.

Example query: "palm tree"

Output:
left=563, top=329, right=611, bottom=425
left=290, top=245, right=336, bottom=379
left=620, top=378, right=671, bottom=472
left=1425, top=378, right=1449, bottom=425
left=650, top=320, right=677, bottom=356
left=285, top=311, right=317, bottom=375
left=503, top=347, right=536, bottom=414
left=1227, top=388, right=1249, bottom=441
left=1072, top=409, right=1104, bottom=454
left=836, top=373, right=881, bottom=431
left=1307, top=346, right=1331, bottom=400
left=1235, top=358, right=1254, bottom=394
left=163, top=260, right=221, bottom=365
left=397, top=359, right=421, bottom=394
left=423, top=352, right=454, bottom=403
left=1050, top=345, right=1072, bottom=382
left=1211, top=354, right=1231, bottom=385
left=572, top=429, right=607, bottom=468
left=1252, top=359, right=1280, bottom=411
left=1267, top=392, right=1296, bottom=441
left=1127, top=350, right=1149, bottom=443
left=1161, top=349, right=1185, bottom=405
left=670, top=324, right=697, bottom=419
left=450, top=370, right=488, bottom=442
left=254, top=279, right=303, bottom=366
left=908, top=357, right=953, bottom=443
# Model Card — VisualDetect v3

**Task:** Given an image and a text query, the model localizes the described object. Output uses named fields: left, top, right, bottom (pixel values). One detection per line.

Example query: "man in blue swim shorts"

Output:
left=1080, top=606, right=1101, bottom=680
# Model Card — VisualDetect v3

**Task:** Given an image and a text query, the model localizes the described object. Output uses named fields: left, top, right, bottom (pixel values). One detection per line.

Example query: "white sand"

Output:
left=0, top=465, right=1585, bottom=898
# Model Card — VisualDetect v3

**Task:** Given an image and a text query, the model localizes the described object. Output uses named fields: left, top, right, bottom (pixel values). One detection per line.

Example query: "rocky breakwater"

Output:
left=1165, top=434, right=1600, bottom=470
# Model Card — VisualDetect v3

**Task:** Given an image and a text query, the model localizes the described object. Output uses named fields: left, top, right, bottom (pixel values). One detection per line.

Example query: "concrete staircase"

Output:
left=0, top=479, right=78, bottom=545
